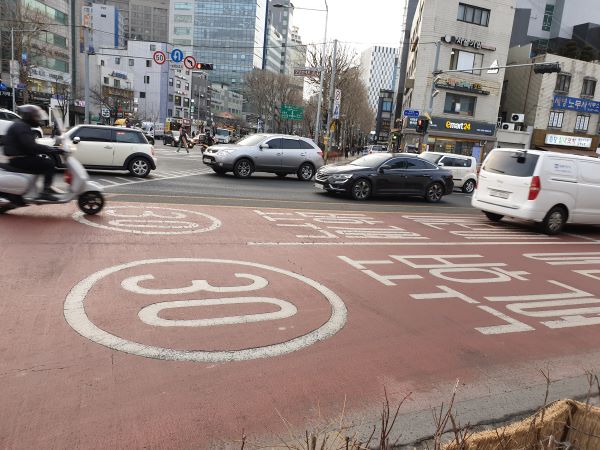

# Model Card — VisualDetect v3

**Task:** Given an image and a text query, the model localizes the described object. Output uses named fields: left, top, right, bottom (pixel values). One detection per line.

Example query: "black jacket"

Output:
left=4, top=120, right=52, bottom=157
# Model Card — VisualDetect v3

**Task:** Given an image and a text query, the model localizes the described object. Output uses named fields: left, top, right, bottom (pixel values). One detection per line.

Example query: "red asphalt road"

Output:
left=1, top=202, right=600, bottom=449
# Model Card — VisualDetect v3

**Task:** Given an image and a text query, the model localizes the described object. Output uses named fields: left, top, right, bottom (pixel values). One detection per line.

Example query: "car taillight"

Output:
left=528, top=176, right=541, bottom=200
left=64, top=170, right=73, bottom=185
left=317, top=150, right=323, bottom=157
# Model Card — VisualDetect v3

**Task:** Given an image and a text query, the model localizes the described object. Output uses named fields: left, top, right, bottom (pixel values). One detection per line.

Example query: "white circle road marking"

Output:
left=63, top=258, right=348, bottom=362
left=72, top=206, right=221, bottom=235
left=138, top=297, right=298, bottom=327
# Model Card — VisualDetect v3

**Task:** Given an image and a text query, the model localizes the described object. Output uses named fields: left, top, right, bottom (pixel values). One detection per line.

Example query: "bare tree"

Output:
left=52, top=80, right=70, bottom=123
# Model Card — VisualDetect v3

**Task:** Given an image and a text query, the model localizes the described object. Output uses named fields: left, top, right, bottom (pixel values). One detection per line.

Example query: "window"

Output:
left=100, top=59, right=105, bottom=66
left=140, top=92, right=146, bottom=98
left=173, top=39, right=192, bottom=46
left=103, top=76, right=109, bottom=85
left=457, top=3, right=490, bottom=26
left=115, top=57, right=120, bottom=65
left=444, top=94, right=476, bottom=116
left=542, top=4, right=554, bottom=31
left=144, top=76, right=150, bottom=84
left=482, top=151, right=540, bottom=177
left=115, top=130, right=146, bottom=144
left=450, top=49, right=483, bottom=74
left=129, top=59, right=134, bottom=67
left=575, top=115, right=590, bottom=131
left=174, top=27, right=191, bottom=35
left=582, top=78, right=596, bottom=97
left=150, top=44, right=156, bottom=51
left=183, top=98, right=190, bottom=108
left=174, top=14, right=193, bottom=23
left=555, top=74, right=571, bottom=93
left=176, top=80, right=181, bottom=88
left=73, top=127, right=112, bottom=142
left=114, top=79, right=120, bottom=88
left=168, top=94, right=173, bottom=101
left=185, top=83, right=189, bottom=90
left=168, top=78, right=173, bottom=87
left=282, top=139, right=301, bottom=149
left=382, top=100, right=392, bottom=112
left=548, top=111, right=564, bottom=128
left=174, top=95, right=182, bottom=106
left=174, top=2, right=192, bottom=10
left=387, top=158, right=408, bottom=169
left=146, top=60, right=151, bottom=68
left=266, top=138, right=283, bottom=149
left=299, top=140, right=316, bottom=150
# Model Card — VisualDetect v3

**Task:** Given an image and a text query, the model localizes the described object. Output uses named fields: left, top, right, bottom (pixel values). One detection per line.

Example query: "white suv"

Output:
left=0, top=108, right=43, bottom=146
left=40, top=125, right=157, bottom=177
left=418, top=151, right=478, bottom=193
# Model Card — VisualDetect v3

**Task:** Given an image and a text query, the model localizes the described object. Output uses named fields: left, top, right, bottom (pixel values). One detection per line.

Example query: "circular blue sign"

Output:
left=171, top=48, right=184, bottom=63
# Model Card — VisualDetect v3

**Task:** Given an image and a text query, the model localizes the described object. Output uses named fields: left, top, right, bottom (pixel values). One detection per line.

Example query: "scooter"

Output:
left=0, top=111, right=105, bottom=215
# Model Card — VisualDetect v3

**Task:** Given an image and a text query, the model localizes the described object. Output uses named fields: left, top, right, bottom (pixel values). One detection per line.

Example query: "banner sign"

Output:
left=552, top=95, right=600, bottom=114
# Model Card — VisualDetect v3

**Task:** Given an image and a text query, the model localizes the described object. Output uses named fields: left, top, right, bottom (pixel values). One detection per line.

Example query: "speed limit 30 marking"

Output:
left=64, top=258, right=348, bottom=362
left=72, top=206, right=221, bottom=235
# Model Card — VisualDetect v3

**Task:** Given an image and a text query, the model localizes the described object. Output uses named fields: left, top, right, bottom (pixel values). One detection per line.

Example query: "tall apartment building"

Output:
left=359, top=46, right=399, bottom=114
left=129, top=0, right=169, bottom=43
left=90, top=3, right=125, bottom=50
left=265, top=0, right=293, bottom=73
left=401, top=0, right=516, bottom=161
left=193, top=0, right=268, bottom=92
left=168, top=0, right=193, bottom=119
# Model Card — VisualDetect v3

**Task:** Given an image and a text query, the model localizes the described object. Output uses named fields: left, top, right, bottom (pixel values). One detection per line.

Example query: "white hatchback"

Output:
left=40, top=125, right=157, bottom=177
left=418, top=151, right=478, bottom=193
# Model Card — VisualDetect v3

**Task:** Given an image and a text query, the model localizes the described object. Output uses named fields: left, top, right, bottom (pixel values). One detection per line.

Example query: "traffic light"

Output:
left=415, top=116, right=429, bottom=134
left=195, top=63, right=214, bottom=70
left=533, top=62, right=561, bottom=74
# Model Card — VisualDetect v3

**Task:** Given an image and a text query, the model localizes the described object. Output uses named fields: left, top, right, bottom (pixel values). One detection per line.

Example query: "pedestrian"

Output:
left=344, top=147, right=349, bottom=159
left=177, top=127, right=190, bottom=153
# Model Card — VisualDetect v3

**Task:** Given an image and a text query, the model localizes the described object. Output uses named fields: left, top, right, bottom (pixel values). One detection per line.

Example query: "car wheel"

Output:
left=78, top=191, right=104, bottom=215
left=462, top=179, right=476, bottom=194
left=129, top=157, right=151, bottom=177
left=351, top=178, right=371, bottom=200
left=425, top=182, right=444, bottom=202
left=212, top=168, right=226, bottom=176
left=297, top=163, right=315, bottom=181
left=276, top=172, right=287, bottom=178
left=541, top=206, right=567, bottom=235
left=233, top=158, right=253, bottom=178
left=484, top=211, right=504, bottom=222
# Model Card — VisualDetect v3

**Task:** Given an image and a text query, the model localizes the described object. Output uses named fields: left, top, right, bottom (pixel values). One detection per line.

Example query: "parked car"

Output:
left=162, top=130, right=180, bottom=146
left=38, top=125, right=157, bottom=177
left=0, top=108, right=43, bottom=146
left=362, top=144, right=387, bottom=155
left=472, top=148, right=600, bottom=234
left=418, top=151, right=478, bottom=193
left=202, top=133, right=324, bottom=180
left=314, top=153, right=454, bottom=201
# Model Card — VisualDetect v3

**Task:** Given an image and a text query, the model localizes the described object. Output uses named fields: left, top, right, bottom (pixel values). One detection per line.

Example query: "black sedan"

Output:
left=314, top=153, right=454, bottom=202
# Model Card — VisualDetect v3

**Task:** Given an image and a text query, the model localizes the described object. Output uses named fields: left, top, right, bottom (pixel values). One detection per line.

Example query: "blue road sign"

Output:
left=170, top=48, right=184, bottom=63
left=403, top=109, right=420, bottom=118
left=0, top=82, right=6, bottom=91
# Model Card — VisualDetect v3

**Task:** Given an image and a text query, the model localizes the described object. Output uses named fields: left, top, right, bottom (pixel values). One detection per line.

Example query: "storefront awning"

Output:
left=429, top=130, right=497, bottom=142
left=536, top=146, right=599, bottom=157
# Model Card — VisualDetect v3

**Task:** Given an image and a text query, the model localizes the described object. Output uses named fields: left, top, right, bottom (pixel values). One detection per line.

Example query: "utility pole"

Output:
left=325, top=38, right=337, bottom=162
left=83, top=18, right=91, bottom=124
left=421, top=40, right=440, bottom=152
left=10, top=28, right=15, bottom=112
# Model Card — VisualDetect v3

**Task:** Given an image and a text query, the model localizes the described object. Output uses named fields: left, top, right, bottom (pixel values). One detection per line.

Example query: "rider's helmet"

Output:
left=17, top=104, right=48, bottom=127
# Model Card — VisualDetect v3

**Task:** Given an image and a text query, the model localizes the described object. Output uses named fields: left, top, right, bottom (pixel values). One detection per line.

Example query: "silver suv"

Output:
left=202, top=133, right=324, bottom=180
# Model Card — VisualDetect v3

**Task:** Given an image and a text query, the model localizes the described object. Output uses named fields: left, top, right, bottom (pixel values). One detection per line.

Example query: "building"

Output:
left=266, top=0, right=293, bottom=73
left=375, top=89, right=394, bottom=144
left=286, top=26, right=307, bottom=91
left=360, top=46, right=399, bottom=114
left=501, top=44, right=600, bottom=155
left=511, top=0, right=600, bottom=56
left=265, top=26, right=285, bottom=74
left=168, top=0, right=193, bottom=120
left=129, top=0, right=169, bottom=43
left=193, top=0, right=268, bottom=92
left=90, top=3, right=125, bottom=50
left=92, top=0, right=130, bottom=38
left=210, top=82, right=243, bottom=119
left=401, top=0, right=516, bottom=161
left=0, top=0, right=71, bottom=112
left=191, top=71, right=210, bottom=123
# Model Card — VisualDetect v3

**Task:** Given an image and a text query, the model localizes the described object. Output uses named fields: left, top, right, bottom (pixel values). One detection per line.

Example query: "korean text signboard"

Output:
left=552, top=95, right=600, bottom=114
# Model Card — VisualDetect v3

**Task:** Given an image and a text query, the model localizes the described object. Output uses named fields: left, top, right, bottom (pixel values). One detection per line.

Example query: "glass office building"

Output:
left=194, top=0, right=268, bottom=92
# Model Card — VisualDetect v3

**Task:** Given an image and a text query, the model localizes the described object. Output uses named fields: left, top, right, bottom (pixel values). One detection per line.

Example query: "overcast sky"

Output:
left=290, top=0, right=406, bottom=57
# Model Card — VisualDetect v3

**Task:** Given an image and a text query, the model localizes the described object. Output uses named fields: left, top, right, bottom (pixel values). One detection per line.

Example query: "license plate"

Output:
left=489, top=189, right=509, bottom=199
left=203, top=157, right=212, bottom=163
left=314, top=183, right=324, bottom=190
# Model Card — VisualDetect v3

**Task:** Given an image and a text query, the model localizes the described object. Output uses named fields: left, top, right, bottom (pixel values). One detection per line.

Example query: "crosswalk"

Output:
left=90, top=166, right=213, bottom=189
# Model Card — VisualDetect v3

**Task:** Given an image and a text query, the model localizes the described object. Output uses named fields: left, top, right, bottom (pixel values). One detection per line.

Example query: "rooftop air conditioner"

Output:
left=510, top=113, right=525, bottom=122
left=501, top=123, right=515, bottom=131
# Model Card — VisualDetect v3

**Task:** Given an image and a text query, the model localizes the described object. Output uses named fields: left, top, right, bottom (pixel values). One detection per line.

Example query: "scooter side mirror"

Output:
left=72, top=137, right=81, bottom=144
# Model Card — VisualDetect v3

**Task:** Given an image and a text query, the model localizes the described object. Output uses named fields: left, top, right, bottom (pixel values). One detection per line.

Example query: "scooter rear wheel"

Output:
left=78, top=191, right=104, bottom=215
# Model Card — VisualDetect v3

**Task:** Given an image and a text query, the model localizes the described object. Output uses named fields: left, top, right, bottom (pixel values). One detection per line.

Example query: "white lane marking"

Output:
left=248, top=241, right=600, bottom=246
left=72, top=206, right=221, bottom=235
left=98, top=169, right=210, bottom=190
left=63, top=258, right=347, bottom=363
left=137, top=297, right=297, bottom=327
left=98, top=178, right=121, bottom=185
left=121, top=273, right=268, bottom=294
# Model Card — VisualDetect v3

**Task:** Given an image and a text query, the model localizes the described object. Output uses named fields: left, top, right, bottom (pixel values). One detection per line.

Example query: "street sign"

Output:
left=170, top=48, right=184, bottom=63
left=332, top=89, right=341, bottom=120
left=293, top=67, right=321, bottom=77
left=153, top=50, right=166, bottom=65
left=403, top=108, right=420, bottom=118
left=487, top=59, right=499, bottom=74
left=184, top=55, right=196, bottom=69
left=101, top=108, right=110, bottom=118
left=280, top=104, right=304, bottom=120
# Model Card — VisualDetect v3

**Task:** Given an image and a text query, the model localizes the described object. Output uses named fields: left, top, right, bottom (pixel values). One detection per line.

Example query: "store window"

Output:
left=582, top=78, right=596, bottom=97
left=449, top=49, right=483, bottom=75
left=548, top=111, right=564, bottom=128
left=555, top=74, right=571, bottom=93
left=575, top=114, right=590, bottom=132
left=457, top=3, right=490, bottom=26
left=443, top=94, right=476, bottom=116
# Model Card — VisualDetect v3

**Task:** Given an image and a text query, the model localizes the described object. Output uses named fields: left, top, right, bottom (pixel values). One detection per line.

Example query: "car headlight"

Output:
left=215, top=149, right=234, bottom=157
left=329, top=174, right=353, bottom=182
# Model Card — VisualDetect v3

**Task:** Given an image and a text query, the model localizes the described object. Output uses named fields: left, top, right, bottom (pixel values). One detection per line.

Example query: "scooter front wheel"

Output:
left=78, top=191, right=104, bottom=215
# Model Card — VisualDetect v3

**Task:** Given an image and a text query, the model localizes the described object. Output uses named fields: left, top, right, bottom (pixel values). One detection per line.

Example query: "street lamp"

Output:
left=10, top=27, right=48, bottom=112
left=272, top=1, right=328, bottom=143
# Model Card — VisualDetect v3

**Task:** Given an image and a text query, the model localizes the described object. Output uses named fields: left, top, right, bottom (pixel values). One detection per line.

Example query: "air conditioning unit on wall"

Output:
left=501, top=123, right=515, bottom=131
left=511, top=113, right=525, bottom=122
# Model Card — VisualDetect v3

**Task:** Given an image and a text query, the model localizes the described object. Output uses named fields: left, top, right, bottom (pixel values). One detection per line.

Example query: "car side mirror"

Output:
left=259, top=144, right=270, bottom=149
left=72, top=136, right=81, bottom=144
left=379, top=164, right=391, bottom=173
left=438, top=162, right=444, bottom=167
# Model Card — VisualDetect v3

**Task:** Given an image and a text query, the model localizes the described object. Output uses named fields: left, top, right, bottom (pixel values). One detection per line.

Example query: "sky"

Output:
left=290, top=0, right=407, bottom=57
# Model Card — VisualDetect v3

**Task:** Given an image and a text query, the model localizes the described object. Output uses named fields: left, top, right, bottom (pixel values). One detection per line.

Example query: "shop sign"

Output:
left=441, top=35, right=496, bottom=51
left=111, top=71, right=128, bottom=80
left=552, top=95, right=600, bottom=114
left=545, top=134, right=592, bottom=148
left=404, top=116, right=496, bottom=136
left=435, top=78, right=490, bottom=95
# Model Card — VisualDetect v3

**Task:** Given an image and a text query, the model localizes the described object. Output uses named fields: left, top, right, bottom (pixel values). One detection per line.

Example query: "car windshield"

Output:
left=350, top=153, right=391, bottom=168
left=419, top=152, right=442, bottom=164
left=483, top=151, right=540, bottom=177
left=235, top=134, right=266, bottom=146
left=216, top=129, right=230, bottom=136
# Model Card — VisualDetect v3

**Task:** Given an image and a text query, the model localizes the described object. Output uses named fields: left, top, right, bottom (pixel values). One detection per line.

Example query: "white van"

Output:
left=472, top=148, right=600, bottom=234
left=419, top=151, right=478, bottom=193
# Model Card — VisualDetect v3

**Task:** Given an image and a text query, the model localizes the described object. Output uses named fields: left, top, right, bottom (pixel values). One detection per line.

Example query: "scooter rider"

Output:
left=4, top=104, right=60, bottom=201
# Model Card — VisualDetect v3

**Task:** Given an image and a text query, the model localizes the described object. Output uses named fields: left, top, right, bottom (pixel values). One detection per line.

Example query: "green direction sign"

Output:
left=280, top=104, right=304, bottom=121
